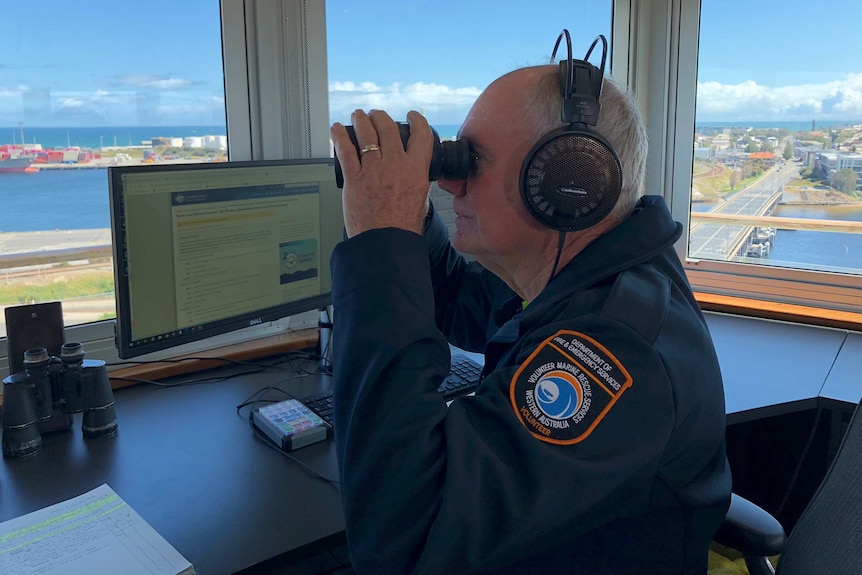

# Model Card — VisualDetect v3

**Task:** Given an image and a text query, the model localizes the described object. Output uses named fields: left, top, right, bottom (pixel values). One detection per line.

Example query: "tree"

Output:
left=745, top=141, right=759, bottom=153
left=729, top=170, right=739, bottom=190
left=783, top=141, right=794, bottom=160
left=831, top=169, right=859, bottom=193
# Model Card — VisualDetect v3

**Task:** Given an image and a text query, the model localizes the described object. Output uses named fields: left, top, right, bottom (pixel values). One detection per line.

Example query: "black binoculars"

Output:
left=2, top=342, right=118, bottom=458
left=334, top=123, right=472, bottom=188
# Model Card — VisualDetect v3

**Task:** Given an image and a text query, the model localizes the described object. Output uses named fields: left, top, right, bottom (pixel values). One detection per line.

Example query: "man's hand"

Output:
left=331, top=109, right=433, bottom=238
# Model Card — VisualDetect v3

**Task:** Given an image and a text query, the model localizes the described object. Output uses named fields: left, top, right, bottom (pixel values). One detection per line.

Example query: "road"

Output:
left=689, top=160, right=800, bottom=260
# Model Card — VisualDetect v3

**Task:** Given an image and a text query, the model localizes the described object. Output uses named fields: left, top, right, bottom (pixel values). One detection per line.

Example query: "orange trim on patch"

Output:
left=509, top=330, right=634, bottom=445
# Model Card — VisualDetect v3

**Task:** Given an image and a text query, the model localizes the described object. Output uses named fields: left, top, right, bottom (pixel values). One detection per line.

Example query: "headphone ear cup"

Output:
left=520, top=128, right=623, bottom=232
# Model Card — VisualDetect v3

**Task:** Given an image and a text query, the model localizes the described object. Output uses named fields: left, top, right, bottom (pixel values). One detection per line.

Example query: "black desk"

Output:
left=0, top=364, right=344, bottom=575
left=2, top=318, right=860, bottom=574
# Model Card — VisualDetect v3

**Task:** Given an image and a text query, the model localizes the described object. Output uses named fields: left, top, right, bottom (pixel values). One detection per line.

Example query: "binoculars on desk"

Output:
left=2, top=342, right=118, bottom=458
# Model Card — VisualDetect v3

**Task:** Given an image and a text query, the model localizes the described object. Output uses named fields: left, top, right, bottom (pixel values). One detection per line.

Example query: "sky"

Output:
left=1, top=0, right=861, bottom=129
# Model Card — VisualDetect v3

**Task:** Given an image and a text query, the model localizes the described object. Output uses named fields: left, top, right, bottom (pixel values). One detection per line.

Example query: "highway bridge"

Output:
left=688, top=161, right=796, bottom=261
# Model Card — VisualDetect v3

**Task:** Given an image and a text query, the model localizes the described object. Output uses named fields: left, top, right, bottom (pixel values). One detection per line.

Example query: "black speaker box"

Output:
left=5, top=302, right=65, bottom=376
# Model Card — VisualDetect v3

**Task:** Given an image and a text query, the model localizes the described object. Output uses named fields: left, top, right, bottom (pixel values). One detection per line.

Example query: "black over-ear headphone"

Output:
left=520, top=31, right=623, bottom=232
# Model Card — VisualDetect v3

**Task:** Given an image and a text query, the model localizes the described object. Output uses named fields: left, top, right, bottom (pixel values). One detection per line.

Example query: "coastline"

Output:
left=0, top=229, right=112, bottom=255
left=780, top=187, right=862, bottom=206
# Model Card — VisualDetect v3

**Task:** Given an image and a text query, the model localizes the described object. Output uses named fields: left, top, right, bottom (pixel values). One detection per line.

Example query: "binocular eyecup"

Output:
left=334, top=123, right=471, bottom=188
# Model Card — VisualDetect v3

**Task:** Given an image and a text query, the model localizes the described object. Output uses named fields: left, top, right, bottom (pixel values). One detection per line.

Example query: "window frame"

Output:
left=1, top=0, right=331, bottom=373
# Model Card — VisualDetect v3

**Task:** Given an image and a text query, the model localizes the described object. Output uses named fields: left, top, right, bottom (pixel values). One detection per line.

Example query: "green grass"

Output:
left=0, top=273, right=114, bottom=304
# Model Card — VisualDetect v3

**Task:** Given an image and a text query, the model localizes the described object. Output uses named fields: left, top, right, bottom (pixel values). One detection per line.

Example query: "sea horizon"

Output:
left=1, top=125, right=228, bottom=150
left=4, top=118, right=861, bottom=149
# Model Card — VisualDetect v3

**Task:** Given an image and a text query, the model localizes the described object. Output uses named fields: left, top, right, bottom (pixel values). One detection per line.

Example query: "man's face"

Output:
left=438, top=69, right=551, bottom=272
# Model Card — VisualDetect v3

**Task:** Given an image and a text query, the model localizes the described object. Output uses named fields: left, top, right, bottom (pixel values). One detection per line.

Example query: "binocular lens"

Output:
left=334, top=123, right=471, bottom=188
left=2, top=374, right=43, bottom=457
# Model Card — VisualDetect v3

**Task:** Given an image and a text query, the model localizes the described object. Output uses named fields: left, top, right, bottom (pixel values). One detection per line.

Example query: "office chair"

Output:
left=714, top=396, right=862, bottom=574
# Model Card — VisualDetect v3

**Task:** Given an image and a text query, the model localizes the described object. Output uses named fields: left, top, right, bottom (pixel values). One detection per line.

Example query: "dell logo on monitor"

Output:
left=249, top=318, right=263, bottom=326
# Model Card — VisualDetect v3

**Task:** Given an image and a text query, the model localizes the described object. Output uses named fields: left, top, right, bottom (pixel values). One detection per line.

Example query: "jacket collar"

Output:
left=521, top=195, right=682, bottom=321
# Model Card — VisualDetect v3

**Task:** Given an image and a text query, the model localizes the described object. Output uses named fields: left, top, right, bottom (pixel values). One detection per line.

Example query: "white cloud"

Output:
left=45, top=90, right=140, bottom=124
left=0, top=89, right=24, bottom=124
left=148, top=78, right=194, bottom=90
left=56, top=97, right=86, bottom=109
left=697, top=74, right=862, bottom=121
left=0, top=84, right=29, bottom=95
left=329, top=80, right=481, bottom=124
left=114, top=74, right=194, bottom=90
left=328, top=74, right=862, bottom=124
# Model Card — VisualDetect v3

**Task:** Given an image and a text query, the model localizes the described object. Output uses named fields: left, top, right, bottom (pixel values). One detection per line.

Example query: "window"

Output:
left=692, top=0, right=862, bottom=278
left=326, top=1, right=612, bottom=132
left=4, top=0, right=857, bottom=375
left=622, top=0, right=862, bottom=315
left=0, top=1, right=227, bottom=359
left=325, top=0, right=613, bottom=236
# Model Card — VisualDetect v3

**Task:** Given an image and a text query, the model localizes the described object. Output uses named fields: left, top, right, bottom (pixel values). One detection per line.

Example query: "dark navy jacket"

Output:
left=330, top=195, right=731, bottom=574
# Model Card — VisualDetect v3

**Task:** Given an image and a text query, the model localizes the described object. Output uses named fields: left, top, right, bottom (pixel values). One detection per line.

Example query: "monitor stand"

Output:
left=318, top=307, right=333, bottom=372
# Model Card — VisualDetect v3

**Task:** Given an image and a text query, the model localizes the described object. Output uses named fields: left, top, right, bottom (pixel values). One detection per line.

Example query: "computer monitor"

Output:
left=108, top=158, right=342, bottom=359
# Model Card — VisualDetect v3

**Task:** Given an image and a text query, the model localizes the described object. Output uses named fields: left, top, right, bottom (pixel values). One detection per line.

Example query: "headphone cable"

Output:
left=548, top=231, right=567, bottom=287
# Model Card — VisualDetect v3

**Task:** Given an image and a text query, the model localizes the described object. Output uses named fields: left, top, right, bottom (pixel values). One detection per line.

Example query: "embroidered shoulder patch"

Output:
left=509, top=330, right=633, bottom=444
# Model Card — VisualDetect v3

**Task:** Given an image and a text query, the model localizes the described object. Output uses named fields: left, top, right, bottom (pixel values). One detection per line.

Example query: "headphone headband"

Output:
left=552, top=32, right=608, bottom=127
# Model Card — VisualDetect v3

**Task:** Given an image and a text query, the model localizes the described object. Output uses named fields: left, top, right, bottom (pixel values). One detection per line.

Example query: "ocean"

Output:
left=3, top=124, right=459, bottom=149
left=2, top=125, right=227, bottom=150
left=695, top=120, right=862, bottom=132
left=1, top=169, right=112, bottom=232
left=1, top=166, right=860, bottom=274
left=6, top=120, right=857, bottom=152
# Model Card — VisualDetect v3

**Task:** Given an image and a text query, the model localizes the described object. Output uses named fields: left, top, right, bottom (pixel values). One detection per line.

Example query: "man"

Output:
left=329, top=63, right=731, bottom=574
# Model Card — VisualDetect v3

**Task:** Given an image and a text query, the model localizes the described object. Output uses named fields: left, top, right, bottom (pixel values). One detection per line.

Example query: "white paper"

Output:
left=0, top=484, right=194, bottom=575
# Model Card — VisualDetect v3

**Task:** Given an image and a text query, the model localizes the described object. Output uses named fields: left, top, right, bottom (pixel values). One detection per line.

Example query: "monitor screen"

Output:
left=108, top=158, right=342, bottom=359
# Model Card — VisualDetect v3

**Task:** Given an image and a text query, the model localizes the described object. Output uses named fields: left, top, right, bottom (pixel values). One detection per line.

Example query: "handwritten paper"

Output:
left=0, top=484, right=194, bottom=575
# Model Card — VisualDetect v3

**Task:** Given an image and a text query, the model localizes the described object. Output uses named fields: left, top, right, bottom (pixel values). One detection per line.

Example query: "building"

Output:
left=693, top=146, right=713, bottom=160
left=816, top=151, right=862, bottom=191
left=151, top=137, right=184, bottom=148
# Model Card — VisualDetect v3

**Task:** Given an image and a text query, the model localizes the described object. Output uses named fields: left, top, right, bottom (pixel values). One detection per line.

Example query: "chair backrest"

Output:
left=777, top=397, right=862, bottom=574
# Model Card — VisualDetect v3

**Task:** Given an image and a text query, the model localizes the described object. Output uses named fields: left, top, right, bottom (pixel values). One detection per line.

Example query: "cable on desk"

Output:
left=107, top=356, right=274, bottom=369
left=235, top=379, right=340, bottom=489
left=108, top=349, right=329, bottom=375
left=112, top=368, right=268, bottom=388
left=113, top=352, right=329, bottom=389
left=248, top=413, right=340, bottom=490
left=235, top=385, right=295, bottom=414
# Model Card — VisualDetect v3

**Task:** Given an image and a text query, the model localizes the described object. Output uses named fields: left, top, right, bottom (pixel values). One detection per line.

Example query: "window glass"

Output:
left=325, top=0, right=613, bottom=236
left=693, top=0, right=862, bottom=276
left=0, top=1, right=227, bottom=340
left=326, top=1, right=612, bottom=132
left=326, top=1, right=612, bottom=131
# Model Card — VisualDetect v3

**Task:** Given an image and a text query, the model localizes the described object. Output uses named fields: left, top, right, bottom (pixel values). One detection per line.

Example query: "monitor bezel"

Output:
left=108, top=158, right=336, bottom=359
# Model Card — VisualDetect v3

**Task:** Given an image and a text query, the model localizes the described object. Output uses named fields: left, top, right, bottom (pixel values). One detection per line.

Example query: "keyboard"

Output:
left=301, top=354, right=483, bottom=426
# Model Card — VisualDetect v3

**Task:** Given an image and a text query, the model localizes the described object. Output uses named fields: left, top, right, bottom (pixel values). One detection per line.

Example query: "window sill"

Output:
left=695, top=293, right=862, bottom=332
